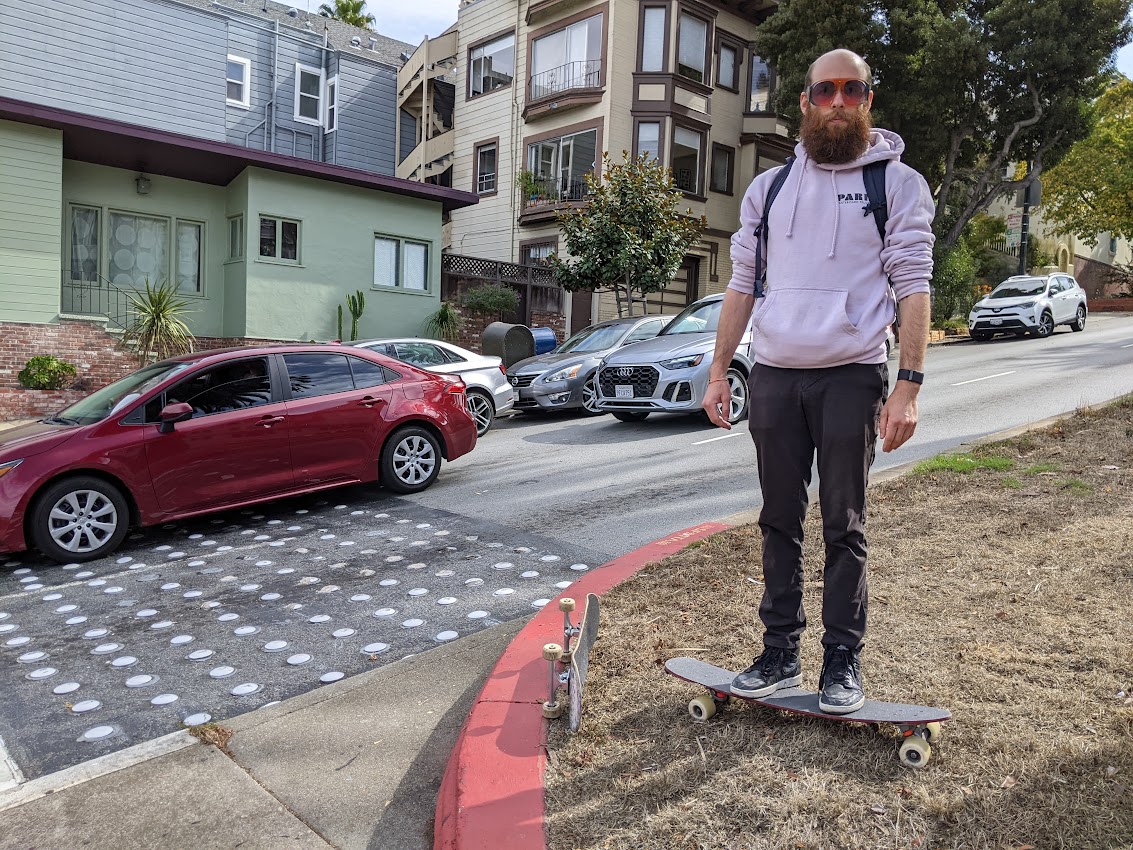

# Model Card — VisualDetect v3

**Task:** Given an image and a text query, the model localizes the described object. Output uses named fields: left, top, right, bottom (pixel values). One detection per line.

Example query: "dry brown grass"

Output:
left=546, top=399, right=1133, bottom=850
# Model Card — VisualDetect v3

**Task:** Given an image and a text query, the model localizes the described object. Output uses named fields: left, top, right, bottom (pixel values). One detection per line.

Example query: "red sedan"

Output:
left=0, top=345, right=477, bottom=563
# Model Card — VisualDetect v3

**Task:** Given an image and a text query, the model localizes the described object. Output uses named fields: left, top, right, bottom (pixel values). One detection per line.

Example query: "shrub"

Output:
left=461, top=283, right=520, bottom=317
left=424, top=302, right=462, bottom=341
left=930, top=241, right=978, bottom=325
left=18, top=355, right=77, bottom=390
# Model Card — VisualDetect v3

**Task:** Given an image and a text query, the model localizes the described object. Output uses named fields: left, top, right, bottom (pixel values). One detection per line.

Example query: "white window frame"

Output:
left=373, top=234, right=432, bottom=293
left=258, top=215, right=302, bottom=264
left=475, top=142, right=497, bottom=194
left=227, top=214, right=245, bottom=262
left=325, top=75, right=339, bottom=132
left=175, top=219, right=205, bottom=295
left=226, top=55, right=251, bottom=108
left=294, top=63, right=326, bottom=126
left=469, top=33, right=516, bottom=98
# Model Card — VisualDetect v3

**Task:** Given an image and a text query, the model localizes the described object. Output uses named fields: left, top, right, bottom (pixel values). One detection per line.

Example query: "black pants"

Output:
left=747, top=362, right=888, bottom=651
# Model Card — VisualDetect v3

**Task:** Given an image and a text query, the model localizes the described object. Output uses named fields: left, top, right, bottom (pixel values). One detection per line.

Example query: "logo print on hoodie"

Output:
left=838, top=192, right=868, bottom=205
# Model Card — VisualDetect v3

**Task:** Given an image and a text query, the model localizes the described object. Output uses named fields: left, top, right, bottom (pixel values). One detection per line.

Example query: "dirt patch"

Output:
left=546, top=400, right=1133, bottom=850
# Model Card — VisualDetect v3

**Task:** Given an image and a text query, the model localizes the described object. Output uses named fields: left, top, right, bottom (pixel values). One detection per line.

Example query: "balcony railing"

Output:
left=529, top=59, right=602, bottom=100
left=61, top=272, right=134, bottom=330
left=522, top=176, right=591, bottom=209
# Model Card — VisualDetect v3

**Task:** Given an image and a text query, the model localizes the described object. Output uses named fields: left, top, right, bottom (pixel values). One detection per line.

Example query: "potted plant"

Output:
left=516, top=169, right=542, bottom=201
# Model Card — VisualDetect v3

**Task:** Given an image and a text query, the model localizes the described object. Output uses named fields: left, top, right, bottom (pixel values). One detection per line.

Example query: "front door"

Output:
left=646, top=256, right=700, bottom=315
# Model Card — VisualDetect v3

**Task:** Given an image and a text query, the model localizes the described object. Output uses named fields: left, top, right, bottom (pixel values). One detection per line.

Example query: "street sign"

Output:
left=1006, top=213, right=1023, bottom=248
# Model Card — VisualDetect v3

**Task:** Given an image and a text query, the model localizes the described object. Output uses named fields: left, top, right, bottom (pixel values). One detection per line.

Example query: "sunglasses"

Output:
left=806, top=79, right=872, bottom=108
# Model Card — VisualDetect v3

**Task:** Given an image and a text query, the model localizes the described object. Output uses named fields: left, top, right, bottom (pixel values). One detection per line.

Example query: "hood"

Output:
left=601, top=332, right=716, bottom=365
left=509, top=351, right=601, bottom=375
left=794, top=127, right=904, bottom=172
left=0, top=421, right=82, bottom=460
left=976, top=295, right=1043, bottom=310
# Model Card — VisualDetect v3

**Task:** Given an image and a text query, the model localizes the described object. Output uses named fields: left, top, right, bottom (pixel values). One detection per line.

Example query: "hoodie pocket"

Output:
left=751, top=287, right=865, bottom=367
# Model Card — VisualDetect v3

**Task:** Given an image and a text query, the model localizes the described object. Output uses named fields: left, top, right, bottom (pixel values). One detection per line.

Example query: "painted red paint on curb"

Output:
left=433, top=521, right=732, bottom=850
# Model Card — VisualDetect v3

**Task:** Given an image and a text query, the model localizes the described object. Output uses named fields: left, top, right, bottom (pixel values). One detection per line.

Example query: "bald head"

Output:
left=805, top=49, right=872, bottom=88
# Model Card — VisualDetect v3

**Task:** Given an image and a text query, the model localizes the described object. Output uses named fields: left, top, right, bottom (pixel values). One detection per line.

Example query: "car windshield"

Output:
left=990, top=278, right=1046, bottom=298
left=659, top=299, right=721, bottom=335
left=557, top=324, right=628, bottom=353
left=51, top=362, right=190, bottom=426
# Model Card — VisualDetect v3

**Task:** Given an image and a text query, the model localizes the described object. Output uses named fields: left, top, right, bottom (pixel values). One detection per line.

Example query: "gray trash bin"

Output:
left=482, top=322, right=535, bottom=368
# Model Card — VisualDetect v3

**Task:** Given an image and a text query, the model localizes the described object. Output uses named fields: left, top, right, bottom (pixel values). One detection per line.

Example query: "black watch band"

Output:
left=896, top=369, right=924, bottom=385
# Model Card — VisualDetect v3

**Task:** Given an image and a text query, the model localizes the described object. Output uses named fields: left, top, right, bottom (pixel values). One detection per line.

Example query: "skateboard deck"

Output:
left=567, top=593, right=600, bottom=732
left=665, top=656, right=950, bottom=767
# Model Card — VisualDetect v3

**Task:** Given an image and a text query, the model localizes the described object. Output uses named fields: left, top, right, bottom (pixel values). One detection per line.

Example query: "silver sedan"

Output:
left=352, top=338, right=514, bottom=436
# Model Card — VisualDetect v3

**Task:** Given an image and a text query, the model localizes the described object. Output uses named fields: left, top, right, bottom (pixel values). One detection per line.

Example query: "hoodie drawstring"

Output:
left=785, top=153, right=805, bottom=238
left=828, top=169, right=839, bottom=258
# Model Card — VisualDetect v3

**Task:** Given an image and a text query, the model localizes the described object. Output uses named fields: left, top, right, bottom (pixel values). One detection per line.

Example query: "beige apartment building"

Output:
left=397, top=0, right=793, bottom=333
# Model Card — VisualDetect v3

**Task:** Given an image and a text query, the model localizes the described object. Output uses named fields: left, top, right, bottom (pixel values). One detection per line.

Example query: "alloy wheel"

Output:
left=466, top=391, right=494, bottom=436
left=726, top=370, right=749, bottom=423
left=581, top=374, right=602, bottom=413
left=391, top=435, right=437, bottom=486
left=1035, top=312, right=1055, bottom=338
left=48, top=489, right=119, bottom=554
left=1072, top=305, right=1086, bottom=332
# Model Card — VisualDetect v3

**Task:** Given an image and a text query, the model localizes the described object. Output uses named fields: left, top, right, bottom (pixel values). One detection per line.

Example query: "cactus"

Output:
left=337, top=303, right=343, bottom=341
left=346, top=289, right=365, bottom=341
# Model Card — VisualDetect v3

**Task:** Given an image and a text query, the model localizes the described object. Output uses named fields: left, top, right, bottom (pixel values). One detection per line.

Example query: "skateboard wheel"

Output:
left=924, top=722, right=943, bottom=744
left=558, top=597, right=576, bottom=613
left=688, top=695, right=717, bottom=722
left=542, top=700, right=565, bottom=719
left=898, top=736, right=931, bottom=768
left=560, top=649, right=574, bottom=665
left=542, top=643, right=563, bottom=662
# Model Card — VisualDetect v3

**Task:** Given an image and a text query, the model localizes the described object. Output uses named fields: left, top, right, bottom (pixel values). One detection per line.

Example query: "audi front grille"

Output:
left=599, top=366, right=659, bottom=398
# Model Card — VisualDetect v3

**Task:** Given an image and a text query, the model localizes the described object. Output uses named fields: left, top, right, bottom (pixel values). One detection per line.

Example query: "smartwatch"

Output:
left=896, top=369, right=924, bottom=385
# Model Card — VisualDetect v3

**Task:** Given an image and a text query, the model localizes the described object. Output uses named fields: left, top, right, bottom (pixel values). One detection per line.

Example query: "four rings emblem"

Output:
left=615, top=367, right=634, bottom=378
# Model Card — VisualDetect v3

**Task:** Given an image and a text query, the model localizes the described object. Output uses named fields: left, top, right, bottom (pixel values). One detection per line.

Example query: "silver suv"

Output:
left=596, top=294, right=752, bottom=424
left=968, top=273, right=1088, bottom=340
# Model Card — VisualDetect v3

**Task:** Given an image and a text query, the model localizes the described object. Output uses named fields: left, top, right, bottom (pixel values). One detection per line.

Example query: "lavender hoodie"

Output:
left=727, top=129, right=935, bottom=368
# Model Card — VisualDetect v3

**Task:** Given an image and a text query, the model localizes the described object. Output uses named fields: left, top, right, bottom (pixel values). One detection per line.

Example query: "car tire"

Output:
left=723, top=367, right=750, bottom=424
left=465, top=389, right=495, bottom=437
left=1071, top=305, right=1086, bottom=332
left=612, top=411, right=650, bottom=423
left=971, top=331, right=992, bottom=341
left=380, top=426, right=442, bottom=494
left=1032, top=311, right=1055, bottom=338
left=580, top=372, right=605, bottom=416
left=30, top=475, right=131, bottom=563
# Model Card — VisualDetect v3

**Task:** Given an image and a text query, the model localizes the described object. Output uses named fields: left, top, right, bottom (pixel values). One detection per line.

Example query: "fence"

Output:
left=441, top=253, right=564, bottom=327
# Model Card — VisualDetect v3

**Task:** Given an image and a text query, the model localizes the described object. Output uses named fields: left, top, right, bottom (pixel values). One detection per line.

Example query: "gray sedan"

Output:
left=353, top=338, right=514, bottom=436
left=507, top=315, right=669, bottom=414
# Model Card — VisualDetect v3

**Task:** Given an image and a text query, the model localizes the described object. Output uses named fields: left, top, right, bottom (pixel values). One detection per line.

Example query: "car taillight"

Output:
left=439, top=375, right=467, bottom=409
left=499, top=364, right=507, bottom=376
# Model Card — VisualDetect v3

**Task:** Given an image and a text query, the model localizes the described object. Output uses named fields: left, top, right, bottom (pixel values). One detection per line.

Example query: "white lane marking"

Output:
left=1121, top=342, right=1133, bottom=348
left=952, top=370, right=1017, bottom=386
left=693, top=431, right=746, bottom=445
left=0, top=733, right=25, bottom=793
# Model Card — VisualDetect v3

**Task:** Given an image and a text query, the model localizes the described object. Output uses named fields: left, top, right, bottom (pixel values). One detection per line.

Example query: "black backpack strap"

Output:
left=861, top=160, right=888, bottom=242
left=753, top=156, right=794, bottom=298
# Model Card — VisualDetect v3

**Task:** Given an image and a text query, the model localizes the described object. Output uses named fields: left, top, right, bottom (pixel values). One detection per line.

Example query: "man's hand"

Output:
left=879, top=381, right=918, bottom=452
left=702, top=379, right=733, bottom=429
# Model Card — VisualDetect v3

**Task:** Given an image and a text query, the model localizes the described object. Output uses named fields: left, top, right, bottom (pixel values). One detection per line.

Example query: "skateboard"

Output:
left=541, top=593, right=600, bottom=732
left=665, top=657, right=951, bottom=768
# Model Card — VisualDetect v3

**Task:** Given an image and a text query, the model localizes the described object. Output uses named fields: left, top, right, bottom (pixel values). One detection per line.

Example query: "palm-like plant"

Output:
left=318, top=0, right=375, bottom=29
left=120, top=279, right=196, bottom=365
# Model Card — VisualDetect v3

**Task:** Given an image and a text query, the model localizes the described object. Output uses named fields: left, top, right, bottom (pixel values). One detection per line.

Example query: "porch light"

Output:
left=135, top=173, right=151, bottom=195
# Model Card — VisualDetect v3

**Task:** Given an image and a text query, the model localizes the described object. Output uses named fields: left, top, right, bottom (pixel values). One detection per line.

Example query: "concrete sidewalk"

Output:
left=0, top=620, right=522, bottom=850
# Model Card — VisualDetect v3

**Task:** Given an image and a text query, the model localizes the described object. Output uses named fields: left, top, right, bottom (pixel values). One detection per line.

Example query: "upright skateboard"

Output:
left=542, top=593, right=600, bottom=732
left=665, top=657, right=951, bottom=768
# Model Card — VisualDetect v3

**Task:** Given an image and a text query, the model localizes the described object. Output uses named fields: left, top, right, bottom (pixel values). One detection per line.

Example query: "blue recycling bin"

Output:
left=530, top=326, right=558, bottom=355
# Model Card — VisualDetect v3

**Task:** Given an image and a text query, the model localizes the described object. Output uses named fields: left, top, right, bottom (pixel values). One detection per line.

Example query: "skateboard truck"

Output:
left=558, top=597, right=579, bottom=664
left=542, top=643, right=565, bottom=719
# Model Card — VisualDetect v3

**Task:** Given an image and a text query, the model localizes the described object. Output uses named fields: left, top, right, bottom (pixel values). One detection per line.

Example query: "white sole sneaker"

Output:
left=730, top=673, right=802, bottom=699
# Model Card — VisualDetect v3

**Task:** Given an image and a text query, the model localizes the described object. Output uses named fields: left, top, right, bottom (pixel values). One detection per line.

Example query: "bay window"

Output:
left=671, top=126, right=702, bottom=195
left=530, top=14, right=603, bottom=99
left=527, top=128, right=598, bottom=202
left=677, top=13, right=708, bottom=83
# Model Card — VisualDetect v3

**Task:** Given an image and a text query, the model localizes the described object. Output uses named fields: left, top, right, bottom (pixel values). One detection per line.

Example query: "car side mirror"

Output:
left=158, top=402, right=193, bottom=433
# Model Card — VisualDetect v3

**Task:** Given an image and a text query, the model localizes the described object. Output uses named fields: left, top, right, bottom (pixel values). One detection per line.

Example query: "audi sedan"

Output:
left=968, top=273, right=1087, bottom=340
left=0, top=345, right=477, bottom=563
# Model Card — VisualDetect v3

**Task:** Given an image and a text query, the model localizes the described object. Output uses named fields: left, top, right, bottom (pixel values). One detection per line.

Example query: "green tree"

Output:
left=1041, top=77, right=1133, bottom=243
left=549, top=153, right=706, bottom=316
left=753, top=0, right=1132, bottom=252
left=318, top=0, right=375, bottom=29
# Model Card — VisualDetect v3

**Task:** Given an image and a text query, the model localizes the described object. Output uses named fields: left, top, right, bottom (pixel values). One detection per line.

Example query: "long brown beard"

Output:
left=800, top=106, right=872, bottom=164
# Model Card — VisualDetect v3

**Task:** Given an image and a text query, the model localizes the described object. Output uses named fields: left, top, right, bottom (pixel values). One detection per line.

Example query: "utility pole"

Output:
left=1017, top=161, right=1032, bottom=275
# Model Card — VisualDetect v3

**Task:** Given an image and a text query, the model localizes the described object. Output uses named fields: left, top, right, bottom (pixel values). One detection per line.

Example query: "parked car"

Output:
left=0, top=345, right=477, bottom=564
left=506, top=316, right=669, bottom=414
left=353, top=338, right=513, bottom=436
left=968, top=273, right=1087, bottom=340
left=596, top=293, right=753, bottom=424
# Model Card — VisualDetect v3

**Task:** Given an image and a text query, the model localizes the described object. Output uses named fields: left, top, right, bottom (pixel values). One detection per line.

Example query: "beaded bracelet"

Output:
left=707, top=378, right=728, bottom=384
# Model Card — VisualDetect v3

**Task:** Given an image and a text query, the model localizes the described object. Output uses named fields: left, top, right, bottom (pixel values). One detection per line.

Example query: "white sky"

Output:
left=297, top=2, right=1133, bottom=78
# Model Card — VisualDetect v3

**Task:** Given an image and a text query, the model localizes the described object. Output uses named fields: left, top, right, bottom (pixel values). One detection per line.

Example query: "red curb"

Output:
left=433, top=521, right=732, bottom=850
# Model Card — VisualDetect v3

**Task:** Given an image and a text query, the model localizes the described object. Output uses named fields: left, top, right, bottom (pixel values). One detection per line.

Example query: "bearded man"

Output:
left=703, top=48, right=935, bottom=713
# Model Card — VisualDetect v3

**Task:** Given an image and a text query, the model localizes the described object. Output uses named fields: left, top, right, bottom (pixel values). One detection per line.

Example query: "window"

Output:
left=640, top=7, right=666, bottom=72
left=283, top=354, right=355, bottom=400
left=671, top=126, right=703, bottom=195
left=710, top=144, right=734, bottom=194
left=294, top=63, right=325, bottom=125
left=176, top=221, right=203, bottom=293
left=259, top=216, right=300, bottom=262
left=348, top=356, right=389, bottom=389
left=531, top=14, right=603, bottom=99
left=393, top=342, right=453, bottom=367
left=749, top=55, right=774, bottom=112
left=475, top=142, right=497, bottom=194
left=158, top=358, right=273, bottom=419
left=625, top=319, right=665, bottom=343
left=636, top=122, right=660, bottom=162
left=1110, top=235, right=1119, bottom=254
left=325, top=75, right=338, bottom=131
left=717, top=43, right=738, bottom=91
left=521, top=241, right=556, bottom=266
left=69, top=205, right=100, bottom=281
left=677, top=13, right=708, bottom=83
left=226, top=55, right=251, bottom=108
left=374, top=235, right=430, bottom=291
left=527, top=128, right=598, bottom=202
left=109, top=212, right=169, bottom=287
left=469, top=33, right=515, bottom=97
left=227, top=215, right=244, bottom=261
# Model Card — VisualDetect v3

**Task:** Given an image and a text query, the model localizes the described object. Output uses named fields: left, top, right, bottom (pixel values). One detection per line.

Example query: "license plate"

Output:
left=615, top=385, right=634, bottom=399
left=990, top=318, right=1003, bottom=325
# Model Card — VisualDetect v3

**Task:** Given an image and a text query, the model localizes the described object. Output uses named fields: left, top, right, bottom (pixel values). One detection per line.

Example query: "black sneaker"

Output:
left=730, top=646, right=802, bottom=698
left=818, top=644, right=865, bottom=714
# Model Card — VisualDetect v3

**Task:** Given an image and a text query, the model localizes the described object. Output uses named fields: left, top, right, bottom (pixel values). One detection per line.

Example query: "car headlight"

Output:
left=1016, top=301, right=1035, bottom=309
left=658, top=353, right=704, bottom=370
left=543, top=365, right=581, bottom=383
left=0, top=460, right=23, bottom=480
